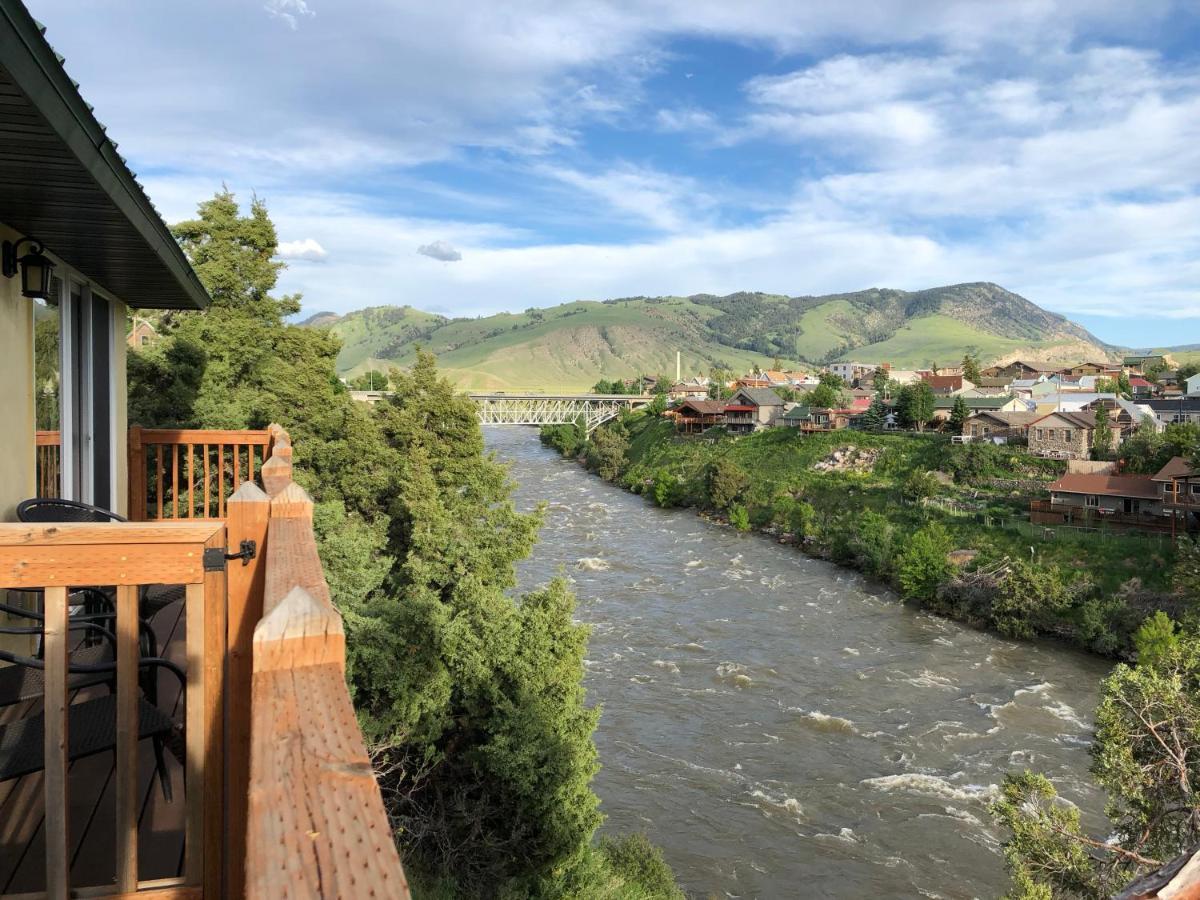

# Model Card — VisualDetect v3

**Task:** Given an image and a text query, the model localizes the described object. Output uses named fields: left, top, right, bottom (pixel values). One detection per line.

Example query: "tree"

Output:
left=349, top=369, right=389, bottom=390
left=949, top=395, right=969, bottom=434
left=808, top=372, right=849, bottom=410
left=860, top=396, right=886, bottom=432
left=1092, top=407, right=1114, bottom=460
left=872, top=367, right=891, bottom=395
left=994, top=635, right=1200, bottom=897
left=897, top=381, right=935, bottom=431
left=962, top=353, right=981, bottom=384
left=708, top=367, right=733, bottom=400
left=707, top=457, right=749, bottom=510
left=1177, top=362, right=1200, bottom=382
left=1132, top=612, right=1178, bottom=668
left=897, top=522, right=953, bottom=602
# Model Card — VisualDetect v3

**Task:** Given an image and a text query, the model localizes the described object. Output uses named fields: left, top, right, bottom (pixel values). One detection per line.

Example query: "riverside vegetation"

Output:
left=543, top=412, right=1200, bottom=897
left=127, top=191, right=683, bottom=899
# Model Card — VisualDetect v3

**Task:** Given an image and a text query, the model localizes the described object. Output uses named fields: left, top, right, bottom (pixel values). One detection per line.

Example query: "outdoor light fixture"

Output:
left=1, top=237, right=55, bottom=299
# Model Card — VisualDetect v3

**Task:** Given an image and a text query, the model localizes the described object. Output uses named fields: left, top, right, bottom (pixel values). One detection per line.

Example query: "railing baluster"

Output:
left=115, top=584, right=139, bottom=890
left=156, top=444, right=164, bottom=521
left=204, top=444, right=212, bottom=519
left=43, top=585, right=69, bottom=900
left=171, top=443, right=179, bottom=519
left=218, top=445, right=227, bottom=519
left=185, top=580, right=206, bottom=887
left=234, top=444, right=241, bottom=492
left=188, top=443, right=195, bottom=519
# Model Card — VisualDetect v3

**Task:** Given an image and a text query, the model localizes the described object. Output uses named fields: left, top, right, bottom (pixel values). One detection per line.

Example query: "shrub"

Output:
left=597, top=833, right=685, bottom=899
left=900, top=469, right=940, bottom=502
left=772, top=495, right=816, bottom=539
left=652, top=469, right=678, bottom=508
left=706, top=457, right=749, bottom=510
left=852, top=510, right=895, bottom=579
left=1132, top=612, right=1179, bottom=668
left=728, top=504, right=750, bottom=532
left=990, top=560, right=1073, bottom=639
left=586, top=423, right=631, bottom=481
left=897, top=522, right=953, bottom=602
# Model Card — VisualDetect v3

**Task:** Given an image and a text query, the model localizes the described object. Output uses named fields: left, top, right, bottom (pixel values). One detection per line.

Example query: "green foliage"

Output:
left=706, top=457, right=750, bottom=510
left=596, top=834, right=686, bottom=900
left=807, top=381, right=845, bottom=409
left=860, top=396, right=886, bottom=432
left=897, top=523, right=953, bottom=602
left=949, top=395, right=969, bottom=434
left=991, top=560, right=1073, bottom=639
left=647, top=391, right=668, bottom=416
left=728, top=504, right=751, bottom=532
left=587, top=423, right=632, bottom=482
left=995, top=635, right=1200, bottom=897
left=851, top=510, right=895, bottom=578
left=1132, top=612, right=1178, bottom=668
left=652, top=468, right=679, bottom=507
left=540, top=420, right=587, bottom=458
left=962, top=353, right=982, bottom=385
left=1092, top=407, right=1114, bottom=460
left=896, top=381, right=936, bottom=431
left=900, top=468, right=940, bottom=501
left=348, top=369, right=390, bottom=390
left=772, top=495, right=816, bottom=539
left=872, top=367, right=891, bottom=395
left=1173, top=537, right=1200, bottom=602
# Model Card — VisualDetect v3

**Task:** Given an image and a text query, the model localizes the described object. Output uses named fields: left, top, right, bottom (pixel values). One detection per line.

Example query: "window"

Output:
left=1085, top=495, right=1099, bottom=508
left=1035, top=428, right=1044, bottom=440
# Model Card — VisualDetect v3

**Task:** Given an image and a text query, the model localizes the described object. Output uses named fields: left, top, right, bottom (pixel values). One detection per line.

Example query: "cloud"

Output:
left=264, top=0, right=315, bottom=30
left=276, top=237, right=328, bottom=261
left=417, top=240, right=463, bottom=262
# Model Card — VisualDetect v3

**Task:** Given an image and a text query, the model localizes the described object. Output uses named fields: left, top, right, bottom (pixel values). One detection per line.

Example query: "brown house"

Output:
left=1028, top=410, right=1120, bottom=460
left=921, top=373, right=972, bottom=395
left=1064, top=361, right=1110, bottom=377
left=724, top=387, right=784, bottom=434
left=1043, top=471, right=1162, bottom=517
left=126, top=316, right=157, bottom=349
left=674, top=399, right=726, bottom=434
left=981, top=360, right=1060, bottom=380
left=1153, top=456, right=1200, bottom=532
left=962, top=410, right=1039, bottom=442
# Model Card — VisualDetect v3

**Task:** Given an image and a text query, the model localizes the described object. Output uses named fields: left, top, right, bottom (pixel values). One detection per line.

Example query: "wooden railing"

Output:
left=1030, top=499, right=1177, bottom=533
left=0, top=520, right=228, bottom=899
left=35, top=430, right=61, bottom=499
left=128, top=427, right=273, bottom=521
left=240, top=424, right=409, bottom=898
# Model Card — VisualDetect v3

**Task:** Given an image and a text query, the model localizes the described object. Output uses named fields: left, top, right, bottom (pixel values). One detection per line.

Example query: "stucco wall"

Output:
left=0, top=223, right=36, bottom=523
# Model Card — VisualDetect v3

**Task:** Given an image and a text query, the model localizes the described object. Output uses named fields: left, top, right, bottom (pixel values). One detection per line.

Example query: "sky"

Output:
left=29, top=0, right=1200, bottom=348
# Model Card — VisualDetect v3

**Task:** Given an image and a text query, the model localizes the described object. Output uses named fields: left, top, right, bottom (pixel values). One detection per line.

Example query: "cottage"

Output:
left=779, top=405, right=850, bottom=432
left=1064, top=361, right=1111, bottom=377
left=1123, top=354, right=1167, bottom=373
left=1042, top=471, right=1163, bottom=518
left=1028, top=411, right=1119, bottom=459
left=1186, top=373, right=1200, bottom=397
left=667, top=381, right=710, bottom=401
left=962, top=410, right=1040, bottom=443
left=1127, top=376, right=1155, bottom=399
left=127, top=316, right=158, bottom=349
left=931, top=394, right=1027, bottom=424
left=724, top=387, right=785, bottom=434
left=1147, top=398, right=1200, bottom=425
left=1153, top=457, right=1200, bottom=533
left=674, top=399, right=727, bottom=434
left=921, top=373, right=974, bottom=395
left=981, top=359, right=1060, bottom=380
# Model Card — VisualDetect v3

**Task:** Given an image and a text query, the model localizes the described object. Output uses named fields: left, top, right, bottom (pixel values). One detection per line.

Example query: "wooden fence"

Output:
left=128, top=427, right=273, bottom=521
left=34, top=430, right=60, bottom=499
left=0, top=520, right=227, bottom=899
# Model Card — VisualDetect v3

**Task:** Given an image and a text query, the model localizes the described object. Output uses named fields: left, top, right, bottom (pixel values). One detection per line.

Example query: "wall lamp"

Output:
left=1, top=237, right=56, bottom=300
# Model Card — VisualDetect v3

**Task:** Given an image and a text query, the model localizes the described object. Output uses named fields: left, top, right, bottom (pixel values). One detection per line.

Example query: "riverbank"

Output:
left=540, top=414, right=1188, bottom=658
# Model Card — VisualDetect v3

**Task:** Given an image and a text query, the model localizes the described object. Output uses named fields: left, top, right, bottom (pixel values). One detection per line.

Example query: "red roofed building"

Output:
left=920, top=373, right=974, bottom=395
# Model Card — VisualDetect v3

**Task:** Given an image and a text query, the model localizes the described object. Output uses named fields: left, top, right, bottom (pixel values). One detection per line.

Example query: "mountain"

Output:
left=312, top=283, right=1115, bottom=391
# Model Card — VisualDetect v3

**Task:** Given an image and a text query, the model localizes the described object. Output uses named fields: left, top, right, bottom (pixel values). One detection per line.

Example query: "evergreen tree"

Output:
left=861, top=396, right=886, bottom=432
left=961, top=353, right=981, bottom=384
left=949, top=395, right=969, bottom=434
left=897, top=381, right=936, bottom=431
left=1093, top=406, right=1114, bottom=460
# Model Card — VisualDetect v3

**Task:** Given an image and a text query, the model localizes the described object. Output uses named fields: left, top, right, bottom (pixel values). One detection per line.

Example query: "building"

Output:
left=1127, top=376, right=1155, bottom=399
left=1042, top=470, right=1163, bottom=517
left=667, top=380, right=710, bottom=401
left=1186, top=373, right=1200, bottom=397
left=779, top=405, right=851, bottom=432
left=1153, top=456, right=1200, bottom=533
left=827, top=361, right=876, bottom=385
left=674, top=398, right=726, bottom=433
left=0, top=4, right=406, bottom=896
left=921, top=373, right=974, bottom=395
left=1027, top=410, right=1119, bottom=459
left=724, top=387, right=785, bottom=434
left=981, top=359, right=1060, bottom=380
left=1123, top=354, right=1167, bottom=373
left=961, top=410, right=1040, bottom=443
left=931, top=394, right=1026, bottom=424
left=1147, top=397, right=1200, bottom=425
left=126, top=316, right=158, bottom=349
left=1064, top=361, right=1111, bottom=376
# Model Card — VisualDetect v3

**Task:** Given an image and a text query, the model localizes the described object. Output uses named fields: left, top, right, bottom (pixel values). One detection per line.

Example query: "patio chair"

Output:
left=15, top=498, right=187, bottom=620
left=0, top=618, right=116, bottom=708
left=0, top=647, right=185, bottom=801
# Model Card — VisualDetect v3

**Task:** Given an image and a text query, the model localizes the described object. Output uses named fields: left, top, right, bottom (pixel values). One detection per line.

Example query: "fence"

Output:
left=35, top=430, right=60, bottom=498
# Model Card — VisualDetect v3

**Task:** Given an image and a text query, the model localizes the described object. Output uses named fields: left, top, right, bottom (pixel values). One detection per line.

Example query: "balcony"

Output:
left=1, top=425, right=409, bottom=898
left=1029, top=498, right=1179, bottom=534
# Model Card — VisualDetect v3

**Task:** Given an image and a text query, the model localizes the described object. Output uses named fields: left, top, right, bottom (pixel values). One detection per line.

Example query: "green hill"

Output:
left=314, top=283, right=1115, bottom=391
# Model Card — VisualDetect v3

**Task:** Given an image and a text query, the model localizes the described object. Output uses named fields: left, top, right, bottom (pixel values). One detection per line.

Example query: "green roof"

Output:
left=933, top=395, right=1015, bottom=409
left=781, top=405, right=812, bottom=420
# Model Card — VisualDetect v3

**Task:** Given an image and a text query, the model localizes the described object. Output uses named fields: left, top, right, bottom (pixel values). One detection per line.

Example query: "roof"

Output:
left=1152, top=456, right=1199, bottom=483
left=677, top=399, right=725, bottom=415
left=967, top=410, right=1040, bottom=427
left=934, top=395, right=1014, bottom=409
left=781, top=405, right=812, bottom=420
left=922, top=374, right=963, bottom=389
left=1032, top=411, right=1096, bottom=429
left=1007, top=360, right=1062, bottom=372
left=0, top=2, right=209, bottom=310
left=1048, top=472, right=1160, bottom=500
left=1128, top=376, right=1154, bottom=387
left=724, top=405, right=754, bottom=412
left=1148, top=398, right=1200, bottom=412
left=732, top=387, right=785, bottom=406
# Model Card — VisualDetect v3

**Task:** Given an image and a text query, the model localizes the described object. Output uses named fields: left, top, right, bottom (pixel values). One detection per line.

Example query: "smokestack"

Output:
left=676, top=350, right=681, bottom=382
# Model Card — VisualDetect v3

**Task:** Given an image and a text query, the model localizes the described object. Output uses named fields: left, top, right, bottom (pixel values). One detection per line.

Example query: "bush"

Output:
left=851, top=510, right=895, bottom=579
left=1132, top=612, right=1179, bottom=668
left=586, top=423, right=631, bottom=481
left=900, top=469, right=940, bottom=501
left=898, top=523, right=953, bottom=602
left=541, top=421, right=586, bottom=457
left=652, top=468, right=678, bottom=508
left=728, top=504, right=750, bottom=532
left=990, top=560, right=1073, bottom=639
left=772, top=495, right=816, bottom=539
left=706, top=457, right=749, bottom=510
left=597, top=833, right=685, bottom=899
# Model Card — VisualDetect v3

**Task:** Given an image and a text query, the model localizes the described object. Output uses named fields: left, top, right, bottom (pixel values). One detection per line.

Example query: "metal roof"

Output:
left=0, top=0, right=209, bottom=309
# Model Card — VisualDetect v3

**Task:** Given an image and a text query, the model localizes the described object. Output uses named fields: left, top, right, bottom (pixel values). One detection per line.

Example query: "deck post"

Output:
left=224, top=483, right=270, bottom=900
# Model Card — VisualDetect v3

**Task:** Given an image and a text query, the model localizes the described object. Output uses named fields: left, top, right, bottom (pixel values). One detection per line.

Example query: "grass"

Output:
left=838, top=314, right=1061, bottom=368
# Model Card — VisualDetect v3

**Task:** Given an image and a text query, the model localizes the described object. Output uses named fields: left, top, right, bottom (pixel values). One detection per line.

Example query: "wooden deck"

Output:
left=0, top=592, right=188, bottom=894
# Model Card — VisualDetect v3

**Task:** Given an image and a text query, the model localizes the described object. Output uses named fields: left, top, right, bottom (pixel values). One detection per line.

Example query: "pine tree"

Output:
left=961, top=353, right=981, bottom=384
left=1093, top=406, right=1114, bottom=459
left=949, top=395, right=969, bottom=434
left=861, top=396, right=886, bottom=431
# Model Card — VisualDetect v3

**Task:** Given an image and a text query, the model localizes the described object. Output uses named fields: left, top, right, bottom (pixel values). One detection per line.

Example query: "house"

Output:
left=921, top=373, right=974, bottom=395
left=1127, top=376, right=1155, bottom=399
left=1064, top=361, right=1111, bottom=376
left=0, top=4, right=405, bottom=896
left=1123, top=354, right=1167, bottom=373
left=931, top=394, right=1026, bottom=424
left=1030, top=392, right=1118, bottom=415
left=1042, top=470, right=1163, bottom=518
left=1153, top=456, right=1200, bottom=533
left=1186, top=373, right=1200, bottom=397
left=827, top=361, right=877, bottom=385
left=779, top=405, right=850, bottom=432
left=126, top=316, right=158, bottom=349
left=674, top=398, right=726, bottom=433
left=667, top=381, right=709, bottom=401
left=981, top=359, right=1060, bottom=380
left=724, top=387, right=785, bottom=434
left=1027, top=411, right=1120, bottom=459
left=1147, top=398, right=1200, bottom=425
left=962, top=410, right=1040, bottom=443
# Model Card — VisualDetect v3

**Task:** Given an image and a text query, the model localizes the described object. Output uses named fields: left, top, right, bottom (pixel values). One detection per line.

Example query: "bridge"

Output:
left=349, top=390, right=652, bottom=434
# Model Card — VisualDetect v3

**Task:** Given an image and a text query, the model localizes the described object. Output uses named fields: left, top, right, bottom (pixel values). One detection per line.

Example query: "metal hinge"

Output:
left=203, top=540, right=258, bottom=572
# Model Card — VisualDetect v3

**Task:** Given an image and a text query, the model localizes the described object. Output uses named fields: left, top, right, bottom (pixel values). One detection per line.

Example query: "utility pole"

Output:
left=676, top=350, right=681, bottom=383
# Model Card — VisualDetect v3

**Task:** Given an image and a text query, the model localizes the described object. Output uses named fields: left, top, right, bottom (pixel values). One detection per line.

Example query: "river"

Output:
left=488, top=428, right=1111, bottom=899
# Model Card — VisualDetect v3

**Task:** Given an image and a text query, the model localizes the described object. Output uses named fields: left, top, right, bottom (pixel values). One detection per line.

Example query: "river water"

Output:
left=488, top=428, right=1111, bottom=899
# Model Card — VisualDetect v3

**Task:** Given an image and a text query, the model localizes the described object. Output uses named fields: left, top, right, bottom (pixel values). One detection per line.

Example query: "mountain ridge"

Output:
left=312, top=282, right=1119, bottom=391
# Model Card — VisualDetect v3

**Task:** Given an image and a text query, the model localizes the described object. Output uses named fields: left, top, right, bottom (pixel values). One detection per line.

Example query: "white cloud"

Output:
left=264, top=0, right=315, bottom=30
left=417, top=240, right=463, bottom=262
left=276, top=237, right=328, bottom=261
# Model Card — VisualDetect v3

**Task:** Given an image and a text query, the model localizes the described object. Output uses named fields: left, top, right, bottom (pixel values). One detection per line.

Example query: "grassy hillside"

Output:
left=315, top=282, right=1116, bottom=389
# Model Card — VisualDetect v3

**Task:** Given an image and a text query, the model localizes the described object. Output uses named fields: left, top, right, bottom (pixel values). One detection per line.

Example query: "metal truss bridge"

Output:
left=349, top=389, right=651, bottom=434
left=469, top=393, right=651, bottom=434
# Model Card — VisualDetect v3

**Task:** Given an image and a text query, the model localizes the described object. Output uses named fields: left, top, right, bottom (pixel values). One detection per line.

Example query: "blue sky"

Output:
left=29, top=0, right=1200, bottom=348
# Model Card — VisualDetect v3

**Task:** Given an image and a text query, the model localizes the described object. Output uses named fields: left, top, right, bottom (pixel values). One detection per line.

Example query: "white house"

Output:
left=1187, top=373, right=1200, bottom=397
